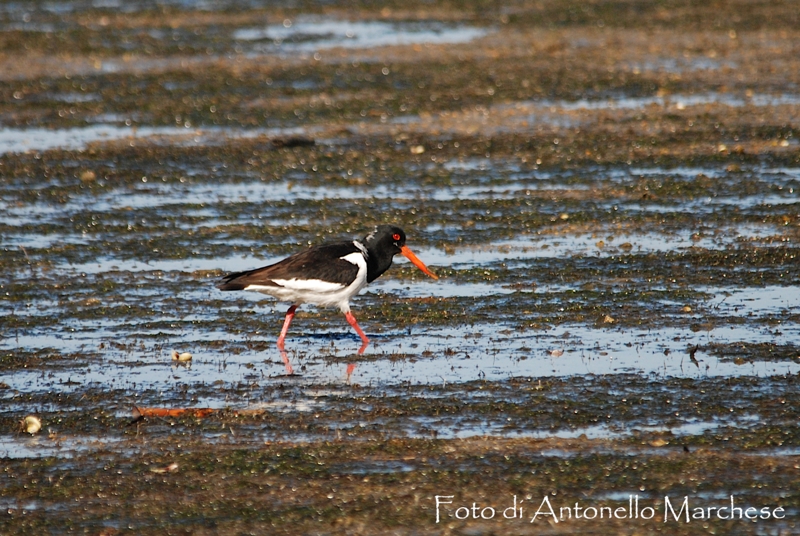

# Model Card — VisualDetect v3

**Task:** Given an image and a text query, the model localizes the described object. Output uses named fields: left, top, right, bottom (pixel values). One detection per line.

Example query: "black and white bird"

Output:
left=217, top=225, right=438, bottom=353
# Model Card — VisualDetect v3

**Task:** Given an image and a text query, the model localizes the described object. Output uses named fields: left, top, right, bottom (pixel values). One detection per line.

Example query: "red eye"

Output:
left=392, top=233, right=401, bottom=241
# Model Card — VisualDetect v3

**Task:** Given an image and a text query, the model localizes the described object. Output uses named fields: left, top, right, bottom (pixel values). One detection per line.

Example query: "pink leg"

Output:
left=279, top=349, right=294, bottom=375
left=344, top=311, right=369, bottom=353
left=277, top=304, right=298, bottom=350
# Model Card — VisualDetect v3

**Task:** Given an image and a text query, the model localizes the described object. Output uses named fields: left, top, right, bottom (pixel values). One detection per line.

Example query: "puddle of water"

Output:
left=45, top=92, right=101, bottom=103
left=442, top=158, right=498, bottom=172
left=434, top=93, right=800, bottom=131
left=763, top=167, right=800, bottom=181
left=632, top=419, right=724, bottom=437
left=0, top=433, right=126, bottom=459
left=527, top=92, right=800, bottom=113
left=619, top=197, right=799, bottom=215
left=0, top=499, right=43, bottom=512
left=367, top=280, right=520, bottom=299
left=623, top=166, right=728, bottom=179
left=108, top=180, right=383, bottom=208
left=341, top=324, right=800, bottom=386
left=624, top=57, right=739, bottom=73
left=1, top=233, right=90, bottom=249
left=703, top=285, right=800, bottom=317
left=712, top=193, right=800, bottom=209
left=411, top=417, right=733, bottom=441
left=0, top=125, right=193, bottom=154
left=433, top=421, right=615, bottom=440
left=334, top=460, right=416, bottom=475
left=4, top=165, right=789, bottom=270
left=754, top=447, right=800, bottom=456
left=14, top=217, right=776, bottom=277
left=414, top=225, right=781, bottom=267
left=234, top=18, right=489, bottom=53
left=4, top=318, right=800, bottom=398
left=63, top=256, right=252, bottom=275
left=0, top=125, right=309, bottom=155
left=1, top=177, right=584, bottom=230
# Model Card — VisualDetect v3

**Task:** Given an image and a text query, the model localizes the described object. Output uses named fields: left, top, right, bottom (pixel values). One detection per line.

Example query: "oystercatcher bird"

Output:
left=217, top=225, right=438, bottom=354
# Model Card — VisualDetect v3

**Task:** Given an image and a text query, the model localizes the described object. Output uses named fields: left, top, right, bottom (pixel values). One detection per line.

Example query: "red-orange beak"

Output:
left=400, top=245, right=439, bottom=280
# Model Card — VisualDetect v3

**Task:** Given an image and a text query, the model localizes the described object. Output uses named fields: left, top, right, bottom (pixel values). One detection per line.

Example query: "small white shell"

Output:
left=171, top=350, right=192, bottom=362
left=23, top=415, right=41, bottom=435
left=150, top=462, right=179, bottom=474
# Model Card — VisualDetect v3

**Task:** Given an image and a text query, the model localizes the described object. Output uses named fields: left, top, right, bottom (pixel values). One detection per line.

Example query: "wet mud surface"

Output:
left=2, top=0, right=800, bottom=534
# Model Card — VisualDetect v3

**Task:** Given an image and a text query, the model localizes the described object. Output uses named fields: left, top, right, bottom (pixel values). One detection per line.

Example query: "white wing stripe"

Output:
left=247, top=279, right=345, bottom=293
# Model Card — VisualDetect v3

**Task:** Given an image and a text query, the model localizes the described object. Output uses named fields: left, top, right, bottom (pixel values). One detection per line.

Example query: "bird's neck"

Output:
left=364, top=248, right=394, bottom=283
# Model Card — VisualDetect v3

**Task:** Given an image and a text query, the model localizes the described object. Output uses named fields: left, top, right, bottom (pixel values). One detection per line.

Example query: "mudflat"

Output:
left=2, top=1, right=799, bottom=534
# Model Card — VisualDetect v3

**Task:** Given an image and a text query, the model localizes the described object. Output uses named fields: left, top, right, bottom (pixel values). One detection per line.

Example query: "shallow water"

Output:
left=533, top=92, right=800, bottom=112
left=0, top=124, right=309, bottom=155
left=233, top=18, right=490, bottom=53
left=3, top=137, right=799, bottom=403
left=5, top=292, right=799, bottom=397
left=0, top=433, right=127, bottom=459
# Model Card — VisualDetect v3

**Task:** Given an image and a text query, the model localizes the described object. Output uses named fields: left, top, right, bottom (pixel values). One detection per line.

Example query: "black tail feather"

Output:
left=217, top=271, right=249, bottom=291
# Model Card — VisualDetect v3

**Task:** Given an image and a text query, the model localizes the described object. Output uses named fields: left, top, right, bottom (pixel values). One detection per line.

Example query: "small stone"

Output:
left=410, top=145, right=425, bottom=154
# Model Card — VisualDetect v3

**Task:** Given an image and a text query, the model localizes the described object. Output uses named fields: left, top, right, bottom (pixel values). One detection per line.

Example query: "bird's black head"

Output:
left=363, top=225, right=406, bottom=254
left=361, top=225, right=437, bottom=283
left=361, top=225, right=407, bottom=283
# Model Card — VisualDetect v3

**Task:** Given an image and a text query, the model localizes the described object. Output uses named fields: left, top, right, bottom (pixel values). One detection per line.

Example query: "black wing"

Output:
left=217, top=242, right=363, bottom=290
